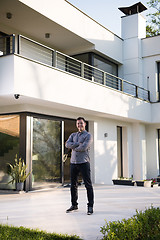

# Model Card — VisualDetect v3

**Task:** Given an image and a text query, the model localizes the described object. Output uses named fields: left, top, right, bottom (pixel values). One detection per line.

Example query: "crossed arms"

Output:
left=65, top=133, right=92, bottom=152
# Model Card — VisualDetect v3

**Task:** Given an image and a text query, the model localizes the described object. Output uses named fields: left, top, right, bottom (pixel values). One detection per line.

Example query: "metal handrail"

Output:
left=0, top=34, right=150, bottom=102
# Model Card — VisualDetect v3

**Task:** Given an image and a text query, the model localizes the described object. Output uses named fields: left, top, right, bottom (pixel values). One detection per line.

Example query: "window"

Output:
left=0, top=32, right=12, bottom=55
left=73, top=52, right=118, bottom=76
left=93, top=54, right=118, bottom=76
left=158, top=129, right=160, bottom=175
left=73, top=52, right=118, bottom=87
left=0, top=115, right=20, bottom=190
left=117, top=126, right=123, bottom=177
left=157, top=62, right=160, bottom=101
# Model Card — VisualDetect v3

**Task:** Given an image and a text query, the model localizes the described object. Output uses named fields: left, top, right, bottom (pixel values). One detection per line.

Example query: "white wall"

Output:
left=0, top=55, right=14, bottom=95
left=152, top=103, right=160, bottom=123
left=132, top=123, right=147, bottom=180
left=142, top=36, right=160, bottom=102
left=94, top=118, right=117, bottom=184
left=146, top=125, right=160, bottom=178
left=143, top=56, right=159, bottom=102
left=121, top=14, right=146, bottom=39
left=122, top=13, right=146, bottom=87
left=93, top=118, right=135, bottom=184
left=88, top=120, right=95, bottom=183
left=142, top=35, right=160, bottom=58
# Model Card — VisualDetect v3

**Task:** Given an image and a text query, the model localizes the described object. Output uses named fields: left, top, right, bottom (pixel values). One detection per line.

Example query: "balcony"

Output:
left=0, top=34, right=150, bottom=102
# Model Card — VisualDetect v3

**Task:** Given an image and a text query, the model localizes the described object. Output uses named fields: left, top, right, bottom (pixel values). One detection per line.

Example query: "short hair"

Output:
left=76, top=117, right=86, bottom=123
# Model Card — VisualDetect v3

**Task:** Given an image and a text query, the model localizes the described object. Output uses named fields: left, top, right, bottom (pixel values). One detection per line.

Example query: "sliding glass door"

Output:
left=0, top=115, right=20, bottom=189
left=32, top=117, right=61, bottom=189
left=0, top=113, right=87, bottom=191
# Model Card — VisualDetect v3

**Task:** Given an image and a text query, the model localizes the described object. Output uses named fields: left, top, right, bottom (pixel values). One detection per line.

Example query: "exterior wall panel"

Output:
left=146, top=125, right=159, bottom=178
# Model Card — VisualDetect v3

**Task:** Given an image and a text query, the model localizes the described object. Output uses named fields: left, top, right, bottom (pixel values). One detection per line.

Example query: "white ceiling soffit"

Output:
left=0, top=0, right=94, bottom=53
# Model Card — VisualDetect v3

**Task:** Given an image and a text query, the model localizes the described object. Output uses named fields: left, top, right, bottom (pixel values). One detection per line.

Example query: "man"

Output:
left=65, top=117, right=94, bottom=215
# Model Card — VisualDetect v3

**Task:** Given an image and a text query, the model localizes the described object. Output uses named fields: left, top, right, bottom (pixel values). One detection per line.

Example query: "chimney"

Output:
left=119, top=2, right=147, bottom=87
left=119, top=2, right=147, bottom=39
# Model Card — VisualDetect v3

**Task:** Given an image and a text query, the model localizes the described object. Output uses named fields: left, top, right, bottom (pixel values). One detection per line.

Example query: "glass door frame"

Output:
left=20, top=112, right=77, bottom=191
left=25, top=113, right=64, bottom=191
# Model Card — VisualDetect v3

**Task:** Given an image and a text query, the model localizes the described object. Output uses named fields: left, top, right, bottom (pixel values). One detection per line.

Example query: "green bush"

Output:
left=100, top=205, right=160, bottom=240
left=0, top=224, right=82, bottom=240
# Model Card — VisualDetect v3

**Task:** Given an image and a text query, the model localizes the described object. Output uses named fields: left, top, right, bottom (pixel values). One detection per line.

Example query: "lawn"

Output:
left=0, top=224, right=82, bottom=240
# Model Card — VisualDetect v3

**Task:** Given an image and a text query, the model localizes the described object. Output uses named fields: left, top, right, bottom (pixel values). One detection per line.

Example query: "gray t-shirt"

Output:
left=65, top=130, right=92, bottom=164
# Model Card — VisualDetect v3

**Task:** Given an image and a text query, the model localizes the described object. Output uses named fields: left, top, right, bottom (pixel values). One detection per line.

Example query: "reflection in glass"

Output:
left=0, top=115, right=20, bottom=189
left=93, top=54, right=118, bottom=76
left=32, top=118, right=61, bottom=189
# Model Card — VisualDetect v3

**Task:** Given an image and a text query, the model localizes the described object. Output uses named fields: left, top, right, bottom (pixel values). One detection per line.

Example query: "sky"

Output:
left=67, top=0, right=151, bottom=37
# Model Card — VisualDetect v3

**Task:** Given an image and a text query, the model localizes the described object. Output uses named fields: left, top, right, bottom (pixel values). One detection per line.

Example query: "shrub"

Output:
left=100, top=205, right=160, bottom=240
left=0, top=224, right=82, bottom=240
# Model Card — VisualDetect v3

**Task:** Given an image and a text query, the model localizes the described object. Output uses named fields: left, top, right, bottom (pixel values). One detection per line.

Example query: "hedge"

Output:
left=0, top=224, right=82, bottom=240
left=100, top=205, right=160, bottom=240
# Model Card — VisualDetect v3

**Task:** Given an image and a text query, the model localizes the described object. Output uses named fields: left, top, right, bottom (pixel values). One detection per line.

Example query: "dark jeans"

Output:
left=70, top=162, right=94, bottom=207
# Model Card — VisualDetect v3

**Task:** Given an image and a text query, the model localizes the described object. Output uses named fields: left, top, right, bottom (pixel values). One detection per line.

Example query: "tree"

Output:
left=146, top=0, right=160, bottom=37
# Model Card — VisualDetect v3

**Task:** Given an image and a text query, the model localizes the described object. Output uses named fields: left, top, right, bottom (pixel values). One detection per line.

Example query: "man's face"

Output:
left=76, top=119, right=86, bottom=132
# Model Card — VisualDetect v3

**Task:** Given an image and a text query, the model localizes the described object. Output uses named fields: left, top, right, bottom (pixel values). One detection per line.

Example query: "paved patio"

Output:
left=0, top=184, right=160, bottom=240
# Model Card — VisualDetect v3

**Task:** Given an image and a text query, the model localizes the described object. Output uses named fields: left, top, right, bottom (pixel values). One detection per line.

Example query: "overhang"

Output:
left=0, top=0, right=94, bottom=53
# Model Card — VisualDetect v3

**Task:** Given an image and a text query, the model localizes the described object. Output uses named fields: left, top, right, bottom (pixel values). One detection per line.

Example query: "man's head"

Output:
left=76, top=117, right=86, bottom=132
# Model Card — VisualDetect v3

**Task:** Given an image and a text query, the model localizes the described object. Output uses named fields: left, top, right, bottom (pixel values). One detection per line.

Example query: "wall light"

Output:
left=104, top=133, right=108, bottom=138
left=45, top=33, right=50, bottom=38
left=14, top=94, right=20, bottom=99
left=6, top=12, right=12, bottom=19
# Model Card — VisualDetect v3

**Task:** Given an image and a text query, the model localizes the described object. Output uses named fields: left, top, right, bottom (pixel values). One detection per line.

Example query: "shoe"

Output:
left=66, top=205, right=78, bottom=213
left=87, top=206, right=93, bottom=215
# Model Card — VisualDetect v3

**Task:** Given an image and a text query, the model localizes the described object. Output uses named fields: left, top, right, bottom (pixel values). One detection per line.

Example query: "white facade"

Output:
left=0, top=0, right=160, bottom=190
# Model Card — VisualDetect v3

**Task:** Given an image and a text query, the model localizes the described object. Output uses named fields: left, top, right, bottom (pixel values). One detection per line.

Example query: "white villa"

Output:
left=0, top=0, right=160, bottom=191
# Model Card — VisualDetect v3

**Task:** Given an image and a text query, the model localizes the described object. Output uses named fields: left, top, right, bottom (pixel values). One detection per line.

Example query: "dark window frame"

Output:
left=72, top=52, right=118, bottom=76
left=117, top=126, right=123, bottom=177
left=157, top=62, right=160, bottom=102
left=158, top=129, right=160, bottom=175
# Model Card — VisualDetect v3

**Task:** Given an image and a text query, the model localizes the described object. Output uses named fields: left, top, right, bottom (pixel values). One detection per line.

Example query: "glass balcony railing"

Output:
left=0, top=34, right=150, bottom=102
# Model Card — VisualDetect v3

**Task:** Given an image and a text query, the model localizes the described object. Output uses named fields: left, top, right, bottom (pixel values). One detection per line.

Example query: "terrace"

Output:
left=0, top=34, right=150, bottom=102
